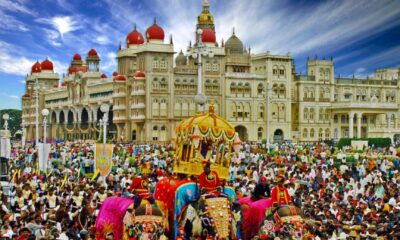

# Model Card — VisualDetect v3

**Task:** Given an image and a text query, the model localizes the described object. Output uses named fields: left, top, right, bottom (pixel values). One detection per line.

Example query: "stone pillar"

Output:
left=357, top=113, right=362, bottom=138
left=387, top=113, right=391, bottom=128
left=349, top=112, right=354, bottom=138
left=395, top=114, right=398, bottom=129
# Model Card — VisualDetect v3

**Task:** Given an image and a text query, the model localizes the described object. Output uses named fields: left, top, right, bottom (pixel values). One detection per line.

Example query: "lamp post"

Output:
left=35, top=78, right=39, bottom=148
left=41, top=109, right=49, bottom=170
left=100, top=103, right=110, bottom=144
left=21, top=119, right=26, bottom=148
left=263, top=81, right=271, bottom=153
left=189, top=28, right=214, bottom=112
left=2, top=113, right=9, bottom=137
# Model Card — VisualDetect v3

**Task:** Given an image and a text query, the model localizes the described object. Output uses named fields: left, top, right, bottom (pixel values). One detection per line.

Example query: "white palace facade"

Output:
left=21, top=1, right=400, bottom=143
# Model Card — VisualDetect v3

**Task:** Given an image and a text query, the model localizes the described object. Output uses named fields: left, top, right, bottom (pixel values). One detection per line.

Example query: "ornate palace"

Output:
left=21, top=0, right=400, bottom=143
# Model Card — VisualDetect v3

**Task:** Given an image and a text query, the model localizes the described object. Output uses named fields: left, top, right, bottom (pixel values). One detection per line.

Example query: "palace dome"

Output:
left=126, top=27, right=145, bottom=46
left=175, top=50, right=187, bottom=66
left=88, top=49, right=98, bottom=56
left=31, top=61, right=42, bottom=73
left=146, top=19, right=165, bottom=41
left=112, top=71, right=118, bottom=76
left=61, top=82, right=67, bottom=86
left=225, top=30, right=244, bottom=55
left=73, top=53, right=82, bottom=61
left=41, top=59, right=54, bottom=71
left=134, top=71, right=145, bottom=78
left=201, top=28, right=216, bottom=43
left=115, top=75, right=126, bottom=81
left=101, top=73, right=107, bottom=78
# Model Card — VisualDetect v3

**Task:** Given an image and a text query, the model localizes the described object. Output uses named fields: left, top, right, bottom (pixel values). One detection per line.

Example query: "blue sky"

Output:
left=0, top=0, right=399, bottom=110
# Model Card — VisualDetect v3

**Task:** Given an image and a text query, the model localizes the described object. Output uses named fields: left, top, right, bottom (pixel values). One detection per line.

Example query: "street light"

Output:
left=263, top=82, right=271, bottom=153
left=21, top=119, right=26, bottom=148
left=35, top=78, right=39, bottom=148
left=2, top=113, right=9, bottom=137
left=41, top=108, right=49, bottom=170
left=100, top=103, right=109, bottom=144
left=189, top=28, right=214, bottom=112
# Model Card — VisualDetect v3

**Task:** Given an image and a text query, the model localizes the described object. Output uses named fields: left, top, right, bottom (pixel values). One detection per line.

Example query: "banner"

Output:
left=37, top=143, right=51, bottom=171
left=0, top=137, right=11, bottom=159
left=95, top=143, right=113, bottom=177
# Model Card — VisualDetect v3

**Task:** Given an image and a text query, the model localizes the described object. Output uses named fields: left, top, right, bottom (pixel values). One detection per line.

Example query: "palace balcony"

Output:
left=131, top=103, right=145, bottom=109
left=131, top=89, right=146, bottom=96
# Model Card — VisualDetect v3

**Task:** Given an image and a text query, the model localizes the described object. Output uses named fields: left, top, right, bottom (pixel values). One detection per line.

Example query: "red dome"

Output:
left=201, top=28, right=216, bottom=43
left=88, top=49, right=98, bottom=56
left=73, top=53, right=82, bottom=61
left=41, top=59, right=54, bottom=71
left=126, top=29, right=144, bottom=46
left=31, top=61, right=41, bottom=73
left=101, top=73, right=107, bottom=78
left=61, top=82, right=67, bottom=86
left=115, top=75, right=126, bottom=81
left=23, top=93, right=31, bottom=98
left=53, top=83, right=58, bottom=88
left=146, top=20, right=165, bottom=41
left=112, top=72, right=118, bottom=76
left=134, top=71, right=145, bottom=78
left=68, top=66, right=88, bottom=74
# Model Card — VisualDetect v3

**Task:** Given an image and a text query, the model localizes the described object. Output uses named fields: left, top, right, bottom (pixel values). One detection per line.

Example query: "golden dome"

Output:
left=198, top=0, right=214, bottom=25
left=176, top=105, right=236, bottom=143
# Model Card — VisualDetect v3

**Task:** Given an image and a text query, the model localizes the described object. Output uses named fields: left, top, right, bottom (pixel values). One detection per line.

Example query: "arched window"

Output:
left=259, top=104, right=265, bottom=120
left=318, top=128, right=323, bottom=139
left=279, top=66, right=285, bottom=76
left=319, top=108, right=323, bottom=121
left=325, top=128, right=330, bottom=139
left=152, top=98, right=159, bottom=116
left=272, top=65, right=278, bottom=75
left=334, top=114, right=338, bottom=123
left=257, top=127, right=263, bottom=140
left=309, top=88, right=315, bottom=99
left=152, top=125, right=159, bottom=140
left=303, top=128, right=308, bottom=138
left=244, top=82, right=251, bottom=97
left=304, top=87, right=308, bottom=99
left=279, top=84, right=285, bottom=98
left=257, top=83, right=264, bottom=95
left=309, top=108, right=314, bottom=120
left=304, top=108, right=309, bottom=120
left=272, top=84, right=278, bottom=96
left=310, top=128, right=315, bottom=138
left=320, top=87, right=325, bottom=99
left=230, top=82, right=236, bottom=96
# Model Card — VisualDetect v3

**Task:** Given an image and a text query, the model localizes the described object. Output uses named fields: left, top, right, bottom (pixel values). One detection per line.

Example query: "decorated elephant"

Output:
left=95, top=196, right=167, bottom=240
left=256, top=205, right=305, bottom=239
left=178, top=193, right=242, bottom=240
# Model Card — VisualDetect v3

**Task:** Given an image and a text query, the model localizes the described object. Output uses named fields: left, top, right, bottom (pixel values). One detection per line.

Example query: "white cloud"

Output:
left=37, top=16, right=81, bottom=39
left=96, top=36, right=111, bottom=45
left=19, top=80, right=26, bottom=84
left=50, top=16, right=81, bottom=38
left=0, top=40, right=67, bottom=77
left=8, top=95, right=19, bottom=99
left=0, top=10, right=29, bottom=32
left=0, top=0, right=36, bottom=16
left=101, top=52, right=117, bottom=72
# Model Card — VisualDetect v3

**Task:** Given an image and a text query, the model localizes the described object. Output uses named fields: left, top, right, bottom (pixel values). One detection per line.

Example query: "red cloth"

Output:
left=198, top=170, right=221, bottom=193
left=271, top=186, right=291, bottom=206
left=238, top=197, right=272, bottom=239
left=129, top=177, right=148, bottom=195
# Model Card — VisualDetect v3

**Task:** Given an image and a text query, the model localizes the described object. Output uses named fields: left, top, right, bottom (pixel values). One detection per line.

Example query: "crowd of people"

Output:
left=0, top=140, right=399, bottom=239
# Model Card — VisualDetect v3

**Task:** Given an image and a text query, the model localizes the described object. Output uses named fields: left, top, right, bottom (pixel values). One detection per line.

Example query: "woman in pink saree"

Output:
left=237, top=177, right=272, bottom=239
